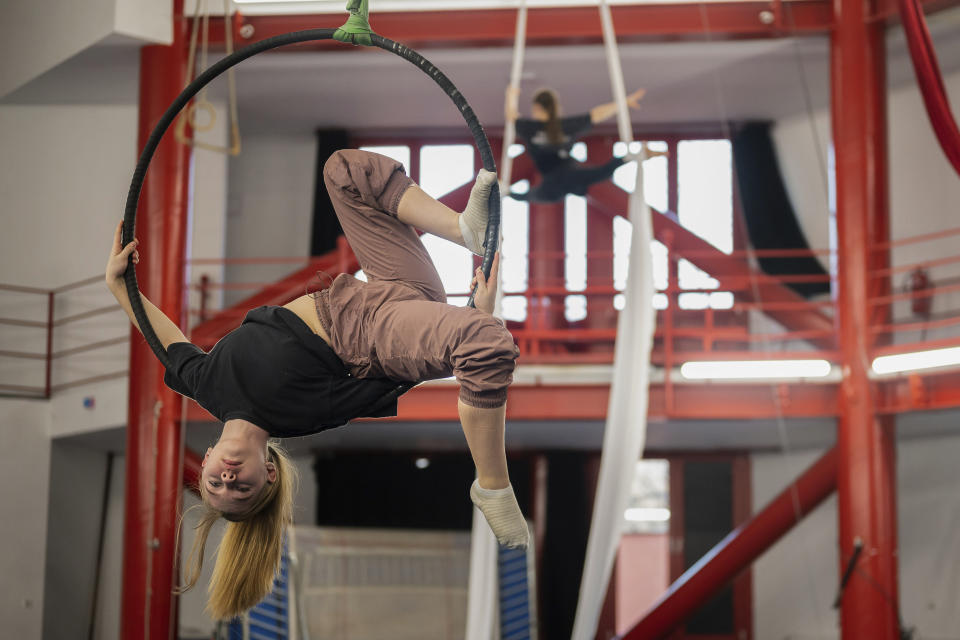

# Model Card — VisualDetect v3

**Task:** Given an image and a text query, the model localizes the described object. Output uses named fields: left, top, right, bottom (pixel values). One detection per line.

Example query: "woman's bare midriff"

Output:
left=282, top=295, right=332, bottom=346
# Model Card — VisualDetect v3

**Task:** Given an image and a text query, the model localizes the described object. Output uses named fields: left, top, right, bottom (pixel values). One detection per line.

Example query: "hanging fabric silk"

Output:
left=571, top=1, right=656, bottom=638
left=500, top=1, right=529, bottom=191
left=466, top=6, right=528, bottom=638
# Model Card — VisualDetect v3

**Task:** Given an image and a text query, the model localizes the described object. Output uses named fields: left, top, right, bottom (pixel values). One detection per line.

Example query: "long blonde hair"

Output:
left=179, top=441, right=298, bottom=620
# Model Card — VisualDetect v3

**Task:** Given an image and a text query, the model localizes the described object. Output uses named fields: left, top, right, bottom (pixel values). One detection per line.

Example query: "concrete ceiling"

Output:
left=5, top=7, right=960, bottom=135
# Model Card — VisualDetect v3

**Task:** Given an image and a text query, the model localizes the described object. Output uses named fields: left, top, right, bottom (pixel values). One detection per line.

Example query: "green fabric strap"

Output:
left=334, top=0, right=374, bottom=46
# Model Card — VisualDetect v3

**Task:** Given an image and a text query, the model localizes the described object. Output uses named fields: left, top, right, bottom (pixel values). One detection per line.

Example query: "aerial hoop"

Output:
left=122, top=27, right=501, bottom=380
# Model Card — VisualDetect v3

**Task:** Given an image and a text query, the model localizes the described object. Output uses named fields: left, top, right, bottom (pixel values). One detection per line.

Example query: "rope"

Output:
left=598, top=0, right=634, bottom=146
left=123, top=22, right=501, bottom=414
left=175, top=0, right=241, bottom=154
left=500, top=1, right=528, bottom=191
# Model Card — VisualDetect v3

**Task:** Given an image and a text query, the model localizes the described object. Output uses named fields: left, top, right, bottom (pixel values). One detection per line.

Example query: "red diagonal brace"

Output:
left=621, top=446, right=838, bottom=639
left=587, top=182, right=835, bottom=350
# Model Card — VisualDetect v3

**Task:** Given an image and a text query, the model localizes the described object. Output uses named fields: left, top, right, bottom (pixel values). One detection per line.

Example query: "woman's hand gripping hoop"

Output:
left=471, top=251, right=500, bottom=316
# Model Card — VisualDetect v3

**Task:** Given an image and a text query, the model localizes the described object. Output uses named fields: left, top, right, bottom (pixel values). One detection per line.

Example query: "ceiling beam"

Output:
left=183, top=366, right=960, bottom=423
left=207, top=3, right=834, bottom=51
left=205, top=0, right=960, bottom=51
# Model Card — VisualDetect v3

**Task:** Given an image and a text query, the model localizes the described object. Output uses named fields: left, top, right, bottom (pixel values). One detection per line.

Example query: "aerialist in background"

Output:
left=105, top=150, right=527, bottom=620
left=504, top=86, right=666, bottom=202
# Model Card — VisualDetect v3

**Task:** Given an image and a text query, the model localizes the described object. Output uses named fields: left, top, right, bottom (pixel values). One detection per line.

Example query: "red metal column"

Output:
left=121, top=1, right=191, bottom=638
left=622, top=448, right=838, bottom=639
left=830, top=0, right=900, bottom=635
left=585, top=137, right=618, bottom=347
left=528, top=200, right=567, bottom=352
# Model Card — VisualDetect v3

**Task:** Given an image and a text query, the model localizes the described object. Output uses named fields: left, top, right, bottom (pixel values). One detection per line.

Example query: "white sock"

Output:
left=459, top=169, right=497, bottom=256
left=469, top=479, right=529, bottom=549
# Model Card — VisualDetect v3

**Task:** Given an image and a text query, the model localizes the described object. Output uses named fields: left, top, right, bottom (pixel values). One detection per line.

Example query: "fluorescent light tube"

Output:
left=680, top=359, right=832, bottom=380
left=872, top=346, right=960, bottom=374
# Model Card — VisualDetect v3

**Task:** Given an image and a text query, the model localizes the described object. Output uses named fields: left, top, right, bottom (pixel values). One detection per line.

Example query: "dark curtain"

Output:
left=732, top=122, right=830, bottom=297
left=310, top=129, right=350, bottom=256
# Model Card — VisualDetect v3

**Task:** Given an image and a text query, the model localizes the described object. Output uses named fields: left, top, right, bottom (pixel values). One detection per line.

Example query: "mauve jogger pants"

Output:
left=313, top=149, right=518, bottom=409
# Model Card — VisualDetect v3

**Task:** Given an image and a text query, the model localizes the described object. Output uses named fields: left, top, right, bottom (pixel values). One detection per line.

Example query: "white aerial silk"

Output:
left=466, top=7, right=527, bottom=636
left=465, top=507, right=500, bottom=640
left=571, top=1, right=656, bottom=638
left=499, top=0, right=528, bottom=191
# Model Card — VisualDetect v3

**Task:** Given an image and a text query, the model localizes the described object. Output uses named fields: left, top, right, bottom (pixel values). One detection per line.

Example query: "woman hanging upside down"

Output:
left=504, top=86, right=666, bottom=202
left=105, top=149, right=527, bottom=620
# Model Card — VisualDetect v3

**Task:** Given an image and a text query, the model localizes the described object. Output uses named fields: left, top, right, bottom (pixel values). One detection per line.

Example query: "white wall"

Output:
left=0, top=104, right=139, bottom=287
left=0, top=0, right=170, bottom=99
left=752, top=430, right=960, bottom=639
left=43, top=443, right=110, bottom=640
left=188, top=103, right=230, bottom=327
left=91, top=453, right=125, bottom=640
left=0, top=0, right=115, bottom=98
left=775, top=67, right=960, bottom=257
left=0, top=32, right=230, bottom=640
left=752, top=448, right=839, bottom=640
left=0, top=100, right=137, bottom=411
left=224, top=133, right=317, bottom=307
left=773, top=67, right=960, bottom=343
left=113, top=0, right=172, bottom=44
left=896, top=429, right=960, bottom=636
left=0, top=399, right=52, bottom=639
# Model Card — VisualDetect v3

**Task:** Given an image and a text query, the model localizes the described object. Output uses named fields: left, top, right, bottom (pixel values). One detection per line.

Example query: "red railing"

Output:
left=0, top=276, right=128, bottom=398
left=5, top=223, right=960, bottom=400
left=869, top=224, right=960, bottom=357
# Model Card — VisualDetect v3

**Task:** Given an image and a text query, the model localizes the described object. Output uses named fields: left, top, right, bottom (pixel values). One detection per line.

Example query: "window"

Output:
left=501, top=195, right=530, bottom=322
left=677, top=140, right=734, bottom=310
left=565, top=194, right=587, bottom=322
left=358, top=145, right=410, bottom=174
left=418, top=145, right=475, bottom=303
left=610, top=138, right=734, bottom=312
left=624, top=459, right=670, bottom=535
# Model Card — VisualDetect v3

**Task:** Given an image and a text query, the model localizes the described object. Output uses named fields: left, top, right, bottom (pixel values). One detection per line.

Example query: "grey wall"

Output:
left=42, top=444, right=111, bottom=640
left=0, top=399, right=52, bottom=638
left=752, top=428, right=960, bottom=639
left=224, top=133, right=317, bottom=307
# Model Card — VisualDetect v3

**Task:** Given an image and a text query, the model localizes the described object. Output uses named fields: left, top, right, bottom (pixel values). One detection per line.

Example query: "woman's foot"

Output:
left=470, top=479, right=529, bottom=549
left=459, top=169, right=498, bottom=256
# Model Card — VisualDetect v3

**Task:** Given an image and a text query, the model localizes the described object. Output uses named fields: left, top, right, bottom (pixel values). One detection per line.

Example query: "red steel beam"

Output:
left=620, top=446, right=838, bottom=639
left=587, top=182, right=836, bottom=350
left=108, top=369, right=960, bottom=423
left=186, top=380, right=840, bottom=423
left=206, top=0, right=960, bottom=48
left=121, top=2, right=192, bottom=638
left=209, top=3, right=834, bottom=51
left=528, top=200, right=567, bottom=343
left=831, top=0, right=900, bottom=634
